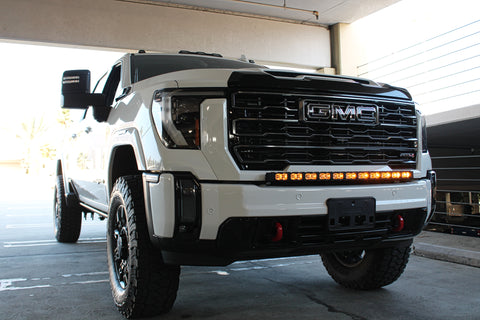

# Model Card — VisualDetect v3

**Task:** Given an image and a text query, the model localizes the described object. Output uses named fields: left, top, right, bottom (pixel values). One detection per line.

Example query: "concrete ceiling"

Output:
left=145, top=0, right=402, bottom=26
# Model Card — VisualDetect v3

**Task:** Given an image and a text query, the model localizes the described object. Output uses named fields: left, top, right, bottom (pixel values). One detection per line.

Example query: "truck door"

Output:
left=65, top=64, right=122, bottom=211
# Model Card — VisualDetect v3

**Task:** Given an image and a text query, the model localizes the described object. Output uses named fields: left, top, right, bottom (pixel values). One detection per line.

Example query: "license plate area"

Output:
left=327, top=197, right=376, bottom=231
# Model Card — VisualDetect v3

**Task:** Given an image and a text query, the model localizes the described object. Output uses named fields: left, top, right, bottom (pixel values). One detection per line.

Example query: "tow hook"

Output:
left=392, top=214, right=405, bottom=232
left=272, top=222, right=284, bottom=242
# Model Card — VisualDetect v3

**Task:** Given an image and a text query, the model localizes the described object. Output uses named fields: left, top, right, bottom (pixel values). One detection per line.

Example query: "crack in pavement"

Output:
left=304, top=293, right=368, bottom=320
left=265, top=277, right=368, bottom=320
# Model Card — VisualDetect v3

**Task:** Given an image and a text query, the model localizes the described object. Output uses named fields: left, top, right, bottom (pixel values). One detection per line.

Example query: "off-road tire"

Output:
left=321, top=241, right=412, bottom=290
left=54, top=175, right=82, bottom=243
left=107, top=175, right=180, bottom=319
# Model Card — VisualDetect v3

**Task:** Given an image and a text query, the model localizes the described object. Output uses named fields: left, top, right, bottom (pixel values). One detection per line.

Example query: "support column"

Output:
left=329, top=23, right=364, bottom=76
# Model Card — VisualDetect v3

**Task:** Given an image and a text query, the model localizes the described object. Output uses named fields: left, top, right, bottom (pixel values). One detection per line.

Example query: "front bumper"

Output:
left=143, top=173, right=434, bottom=266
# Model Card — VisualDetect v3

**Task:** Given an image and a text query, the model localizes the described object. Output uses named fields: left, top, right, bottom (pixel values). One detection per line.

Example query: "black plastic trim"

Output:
left=173, top=173, right=202, bottom=241
left=153, top=208, right=426, bottom=266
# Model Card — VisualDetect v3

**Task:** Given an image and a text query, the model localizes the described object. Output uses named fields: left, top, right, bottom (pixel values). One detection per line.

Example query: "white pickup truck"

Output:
left=55, top=51, right=436, bottom=318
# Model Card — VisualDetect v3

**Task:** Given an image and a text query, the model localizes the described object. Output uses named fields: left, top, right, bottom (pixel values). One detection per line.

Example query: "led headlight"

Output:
left=152, top=90, right=224, bottom=149
left=160, top=93, right=201, bottom=149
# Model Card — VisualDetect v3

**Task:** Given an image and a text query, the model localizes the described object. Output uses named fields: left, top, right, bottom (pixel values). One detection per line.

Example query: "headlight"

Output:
left=152, top=90, right=222, bottom=149
left=166, top=95, right=202, bottom=148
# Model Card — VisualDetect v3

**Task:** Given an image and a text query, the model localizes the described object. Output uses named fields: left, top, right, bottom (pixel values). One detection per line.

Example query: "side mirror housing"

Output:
left=61, top=70, right=105, bottom=109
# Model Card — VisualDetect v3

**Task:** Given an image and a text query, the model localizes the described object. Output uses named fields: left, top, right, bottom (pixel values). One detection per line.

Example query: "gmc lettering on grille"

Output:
left=303, top=101, right=379, bottom=124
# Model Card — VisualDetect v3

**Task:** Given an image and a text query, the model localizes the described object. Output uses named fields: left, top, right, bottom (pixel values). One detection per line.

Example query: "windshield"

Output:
left=130, top=54, right=262, bottom=83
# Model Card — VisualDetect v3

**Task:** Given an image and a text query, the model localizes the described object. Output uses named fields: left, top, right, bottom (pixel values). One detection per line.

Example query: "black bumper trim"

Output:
left=153, top=208, right=426, bottom=266
left=156, top=237, right=414, bottom=266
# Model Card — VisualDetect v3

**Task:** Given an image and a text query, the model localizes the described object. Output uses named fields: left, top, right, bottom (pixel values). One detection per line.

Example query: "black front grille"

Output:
left=228, top=92, right=418, bottom=170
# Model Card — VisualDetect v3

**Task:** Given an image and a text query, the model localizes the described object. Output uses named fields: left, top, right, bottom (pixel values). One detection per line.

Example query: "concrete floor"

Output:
left=1, top=198, right=480, bottom=320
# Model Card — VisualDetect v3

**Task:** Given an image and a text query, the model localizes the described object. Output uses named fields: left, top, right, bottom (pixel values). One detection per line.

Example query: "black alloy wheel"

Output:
left=111, top=204, right=129, bottom=290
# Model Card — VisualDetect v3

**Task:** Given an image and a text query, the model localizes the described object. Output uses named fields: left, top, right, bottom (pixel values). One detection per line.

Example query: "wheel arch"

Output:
left=108, top=144, right=143, bottom=196
left=108, top=127, right=148, bottom=195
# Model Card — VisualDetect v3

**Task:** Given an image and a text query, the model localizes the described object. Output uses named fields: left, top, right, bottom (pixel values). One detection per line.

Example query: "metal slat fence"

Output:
left=357, top=19, right=480, bottom=114
left=427, top=190, right=480, bottom=236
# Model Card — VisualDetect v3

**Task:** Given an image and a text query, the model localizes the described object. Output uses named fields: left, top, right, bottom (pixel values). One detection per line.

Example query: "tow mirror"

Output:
left=61, top=70, right=106, bottom=109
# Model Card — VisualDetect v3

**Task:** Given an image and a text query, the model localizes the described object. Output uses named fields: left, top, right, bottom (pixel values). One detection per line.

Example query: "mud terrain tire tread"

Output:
left=321, top=242, right=412, bottom=290
left=54, top=175, right=82, bottom=243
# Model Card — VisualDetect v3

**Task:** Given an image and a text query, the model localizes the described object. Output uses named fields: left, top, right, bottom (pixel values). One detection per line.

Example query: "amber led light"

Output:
left=319, top=173, right=331, bottom=180
left=381, top=172, right=392, bottom=179
left=370, top=172, right=381, bottom=179
left=333, top=173, right=344, bottom=180
left=392, top=172, right=401, bottom=179
left=358, top=172, right=369, bottom=179
left=402, top=172, right=412, bottom=179
left=346, top=172, right=357, bottom=180
left=290, top=173, right=303, bottom=180
left=305, top=173, right=318, bottom=180
left=268, top=171, right=413, bottom=183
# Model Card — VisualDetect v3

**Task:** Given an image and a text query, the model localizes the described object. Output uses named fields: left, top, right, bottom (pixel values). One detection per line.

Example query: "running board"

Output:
left=79, top=202, right=108, bottom=218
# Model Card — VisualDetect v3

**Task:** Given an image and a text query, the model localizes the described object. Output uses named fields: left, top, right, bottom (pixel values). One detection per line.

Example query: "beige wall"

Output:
left=0, top=0, right=330, bottom=69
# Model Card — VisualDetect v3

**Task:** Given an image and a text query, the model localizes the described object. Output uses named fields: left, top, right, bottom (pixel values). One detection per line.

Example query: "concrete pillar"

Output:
left=330, top=23, right=365, bottom=76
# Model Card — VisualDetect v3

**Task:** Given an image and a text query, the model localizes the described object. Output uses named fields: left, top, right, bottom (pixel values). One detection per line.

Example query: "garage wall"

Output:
left=0, top=0, right=330, bottom=69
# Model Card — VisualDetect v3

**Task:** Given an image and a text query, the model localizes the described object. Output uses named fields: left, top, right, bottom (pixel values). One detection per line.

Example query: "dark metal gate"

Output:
left=427, top=112, right=480, bottom=236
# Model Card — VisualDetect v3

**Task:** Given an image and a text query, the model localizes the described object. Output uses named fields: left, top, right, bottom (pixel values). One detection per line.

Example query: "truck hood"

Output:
left=228, top=69, right=412, bottom=100
left=136, top=67, right=411, bottom=101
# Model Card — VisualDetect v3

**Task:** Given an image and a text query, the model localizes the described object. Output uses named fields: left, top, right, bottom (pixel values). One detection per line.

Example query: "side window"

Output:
left=93, top=72, right=108, bottom=94
left=114, top=79, right=124, bottom=102
left=102, top=64, right=122, bottom=107
left=88, top=64, right=122, bottom=122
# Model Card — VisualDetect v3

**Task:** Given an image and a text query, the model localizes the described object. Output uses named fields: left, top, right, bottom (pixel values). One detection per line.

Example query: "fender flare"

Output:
left=107, top=127, right=147, bottom=195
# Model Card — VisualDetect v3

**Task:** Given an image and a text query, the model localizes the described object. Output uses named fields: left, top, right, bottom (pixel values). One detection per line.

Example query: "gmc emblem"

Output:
left=302, top=101, right=379, bottom=124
